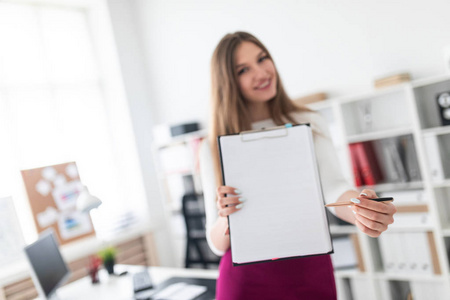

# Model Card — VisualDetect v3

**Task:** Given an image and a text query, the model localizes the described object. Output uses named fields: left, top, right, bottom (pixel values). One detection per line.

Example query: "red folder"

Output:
left=352, top=142, right=383, bottom=186
left=349, top=143, right=363, bottom=187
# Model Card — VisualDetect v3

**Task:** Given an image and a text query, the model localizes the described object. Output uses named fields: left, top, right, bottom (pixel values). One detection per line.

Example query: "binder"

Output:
left=372, top=139, right=400, bottom=183
left=399, top=135, right=422, bottom=182
left=353, top=143, right=376, bottom=185
left=349, top=143, right=363, bottom=186
left=218, top=124, right=333, bottom=265
left=378, top=233, right=395, bottom=273
left=412, top=232, right=433, bottom=275
left=352, top=142, right=383, bottom=186
left=375, top=138, right=408, bottom=183
left=330, top=236, right=358, bottom=269
left=423, top=135, right=445, bottom=182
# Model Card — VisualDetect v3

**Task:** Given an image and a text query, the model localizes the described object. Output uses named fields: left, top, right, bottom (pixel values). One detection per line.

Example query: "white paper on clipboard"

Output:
left=218, top=124, right=332, bottom=265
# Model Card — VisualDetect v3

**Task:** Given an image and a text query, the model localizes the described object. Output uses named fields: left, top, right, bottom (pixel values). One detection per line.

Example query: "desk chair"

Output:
left=181, top=194, right=220, bottom=269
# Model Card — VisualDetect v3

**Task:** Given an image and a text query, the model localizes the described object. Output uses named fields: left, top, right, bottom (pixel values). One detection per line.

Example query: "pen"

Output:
left=325, top=197, right=394, bottom=207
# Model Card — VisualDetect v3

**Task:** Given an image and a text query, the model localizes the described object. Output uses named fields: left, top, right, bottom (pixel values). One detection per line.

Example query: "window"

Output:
left=0, top=2, right=148, bottom=245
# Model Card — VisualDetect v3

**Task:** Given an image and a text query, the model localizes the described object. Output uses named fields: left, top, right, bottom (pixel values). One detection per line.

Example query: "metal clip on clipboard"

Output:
left=239, top=123, right=294, bottom=142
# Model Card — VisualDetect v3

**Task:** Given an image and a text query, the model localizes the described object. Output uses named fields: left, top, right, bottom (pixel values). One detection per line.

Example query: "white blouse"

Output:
left=199, top=110, right=353, bottom=256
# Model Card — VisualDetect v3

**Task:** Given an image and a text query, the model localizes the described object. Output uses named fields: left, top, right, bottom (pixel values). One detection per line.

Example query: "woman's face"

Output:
left=234, top=41, right=277, bottom=104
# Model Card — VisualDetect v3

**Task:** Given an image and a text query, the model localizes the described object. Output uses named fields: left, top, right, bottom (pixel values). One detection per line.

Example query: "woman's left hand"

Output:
left=351, top=189, right=397, bottom=238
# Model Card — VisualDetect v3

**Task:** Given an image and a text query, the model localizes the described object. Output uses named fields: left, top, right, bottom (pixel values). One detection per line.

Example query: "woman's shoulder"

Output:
left=290, top=110, right=328, bottom=135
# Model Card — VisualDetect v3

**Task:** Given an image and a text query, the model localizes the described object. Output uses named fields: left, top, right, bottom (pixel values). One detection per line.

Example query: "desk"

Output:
left=56, top=265, right=218, bottom=300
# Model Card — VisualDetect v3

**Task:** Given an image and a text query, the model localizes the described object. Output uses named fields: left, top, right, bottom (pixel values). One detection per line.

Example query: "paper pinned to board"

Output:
left=36, top=179, right=52, bottom=196
left=58, top=210, right=93, bottom=240
left=53, top=174, right=67, bottom=187
left=42, top=166, right=57, bottom=181
left=51, top=180, right=83, bottom=211
left=37, top=206, right=58, bottom=228
left=66, top=163, right=79, bottom=179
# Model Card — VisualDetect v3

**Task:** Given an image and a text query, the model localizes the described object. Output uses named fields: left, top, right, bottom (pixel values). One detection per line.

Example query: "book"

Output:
left=374, top=72, right=411, bottom=89
left=362, top=141, right=384, bottom=183
left=399, top=135, right=422, bottom=182
left=348, top=143, right=363, bottom=186
left=352, top=142, right=383, bottom=186
left=423, top=135, right=445, bottom=182
left=372, top=139, right=401, bottom=183
left=382, top=138, right=408, bottom=183
left=378, top=233, right=395, bottom=273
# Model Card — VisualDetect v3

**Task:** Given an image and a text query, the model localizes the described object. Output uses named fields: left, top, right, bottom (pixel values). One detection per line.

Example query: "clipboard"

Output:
left=218, top=123, right=333, bottom=266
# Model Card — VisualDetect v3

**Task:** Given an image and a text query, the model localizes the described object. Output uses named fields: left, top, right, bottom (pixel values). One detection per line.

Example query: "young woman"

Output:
left=199, top=31, right=396, bottom=300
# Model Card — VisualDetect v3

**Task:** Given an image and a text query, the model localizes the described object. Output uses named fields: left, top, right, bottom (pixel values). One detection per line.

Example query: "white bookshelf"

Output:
left=308, top=75, right=450, bottom=299
left=151, top=129, right=207, bottom=268
left=346, top=127, right=413, bottom=144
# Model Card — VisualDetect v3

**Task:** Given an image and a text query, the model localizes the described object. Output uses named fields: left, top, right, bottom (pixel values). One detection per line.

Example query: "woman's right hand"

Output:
left=216, top=186, right=245, bottom=218
left=216, top=186, right=245, bottom=236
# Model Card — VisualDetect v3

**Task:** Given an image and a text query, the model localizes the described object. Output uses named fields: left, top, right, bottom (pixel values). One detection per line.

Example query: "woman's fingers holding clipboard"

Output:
left=216, top=186, right=245, bottom=217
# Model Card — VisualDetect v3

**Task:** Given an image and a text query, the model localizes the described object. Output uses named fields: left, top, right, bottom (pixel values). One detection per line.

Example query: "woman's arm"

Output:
left=209, top=186, right=245, bottom=252
left=335, top=189, right=397, bottom=238
left=199, top=141, right=243, bottom=254
left=209, top=216, right=230, bottom=252
left=304, top=112, right=397, bottom=237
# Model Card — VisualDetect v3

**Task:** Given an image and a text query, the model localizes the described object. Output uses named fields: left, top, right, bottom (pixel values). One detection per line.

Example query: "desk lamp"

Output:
left=76, top=186, right=102, bottom=213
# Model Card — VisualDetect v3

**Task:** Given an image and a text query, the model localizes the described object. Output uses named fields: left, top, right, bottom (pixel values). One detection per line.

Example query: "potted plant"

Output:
left=98, top=246, right=117, bottom=275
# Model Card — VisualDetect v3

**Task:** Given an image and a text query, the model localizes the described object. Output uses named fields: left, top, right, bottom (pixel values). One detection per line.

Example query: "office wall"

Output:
left=134, top=0, right=450, bottom=126
left=106, top=0, right=450, bottom=266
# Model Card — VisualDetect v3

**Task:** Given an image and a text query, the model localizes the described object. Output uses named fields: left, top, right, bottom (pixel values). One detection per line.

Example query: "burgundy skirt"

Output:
left=216, top=249, right=336, bottom=300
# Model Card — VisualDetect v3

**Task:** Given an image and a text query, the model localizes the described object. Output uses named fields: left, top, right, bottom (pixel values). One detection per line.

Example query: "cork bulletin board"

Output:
left=21, top=162, right=95, bottom=245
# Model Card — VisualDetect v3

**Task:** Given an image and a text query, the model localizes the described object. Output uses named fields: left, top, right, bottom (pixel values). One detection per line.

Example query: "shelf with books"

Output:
left=375, top=231, right=441, bottom=277
left=348, top=135, right=422, bottom=189
left=346, top=127, right=413, bottom=144
left=311, top=73, right=450, bottom=298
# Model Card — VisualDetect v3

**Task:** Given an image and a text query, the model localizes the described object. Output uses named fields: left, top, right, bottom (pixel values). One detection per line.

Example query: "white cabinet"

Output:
left=152, top=130, right=206, bottom=268
left=309, top=75, right=450, bottom=299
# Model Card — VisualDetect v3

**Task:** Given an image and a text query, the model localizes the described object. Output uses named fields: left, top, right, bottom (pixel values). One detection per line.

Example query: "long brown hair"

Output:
left=209, top=31, right=310, bottom=186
